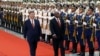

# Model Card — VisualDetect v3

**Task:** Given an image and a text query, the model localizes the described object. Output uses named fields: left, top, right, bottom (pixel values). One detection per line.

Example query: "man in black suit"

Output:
left=50, top=12, right=65, bottom=56
left=23, top=10, right=42, bottom=56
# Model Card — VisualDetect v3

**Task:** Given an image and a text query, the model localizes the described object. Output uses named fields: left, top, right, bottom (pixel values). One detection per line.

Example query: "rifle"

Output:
left=81, top=15, right=86, bottom=45
left=45, top=12, right=49, bottom=30
left=81, top=7, right=88, bottom=45
left=65, top=15, right=70, bottom=40
left=73, top=14, right=77, bottom=43
left=41, top=11, right=43, bottom=28
left=90, top=16, right=95, bottom=47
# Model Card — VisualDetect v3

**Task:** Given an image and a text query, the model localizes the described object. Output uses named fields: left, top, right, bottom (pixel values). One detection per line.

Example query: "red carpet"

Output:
left=0, top=30, right=99, bottom=56
left=0, top=30, right=54, bottom=56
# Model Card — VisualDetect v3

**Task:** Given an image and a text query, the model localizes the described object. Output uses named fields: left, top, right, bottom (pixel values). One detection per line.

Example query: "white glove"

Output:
left=66, top=20, right=70, bottom=24
left=74, top=20, right=78, bottom=24
left=93, top=23, right=97, bottom=27
left=83, top=22, right=87, bottom=25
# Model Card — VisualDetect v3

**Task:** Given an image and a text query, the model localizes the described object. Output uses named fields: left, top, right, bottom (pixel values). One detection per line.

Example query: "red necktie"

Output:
left=57, top=18, right=61, bottom=27
left=32, top=19, right=34, bottom=28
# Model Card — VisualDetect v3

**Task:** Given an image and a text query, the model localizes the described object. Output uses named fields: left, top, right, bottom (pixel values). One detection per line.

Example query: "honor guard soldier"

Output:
left=9, top=4, right=11, bottom=29
left=6, top=5, right=10, bottom=29
left=49, top=3, right=55, bottom=17
left=10, top=5, right=13, bottom=30
left=76, top=5, right=85, bottom=56
left=37, top=4, right=44, bottom=41
left=95, top=4, right=100, bottom=51
left=60, top=4, right=66, bottom=20
left=46, top=5, right=53, bottom=43
left=34, top=4, right=39, bottom=19
left=0, top=6, right=3, bottom=26
left=11, top=6, right=15, bottom=31
left=38, top=4, right=45, bottom=41
left=84, top=6, right=95, bottom=56
left=45, top=4, right=55, bottom=44
left=68, top=4, right=77, bottom=53
left=5, top=5, right=9, bottom=29
left=42, top=4, right=48, bottom=42
left=22, top=6, right=27, bottom=22
left=18, top=8, right=23, bottom=33
left=25, top=6, right=29, bottom=21
left=3, top=5, right=7, bottom=28
left=13, top=7, right=17, bottom=32
left=62, top=4, right=70, bottom=50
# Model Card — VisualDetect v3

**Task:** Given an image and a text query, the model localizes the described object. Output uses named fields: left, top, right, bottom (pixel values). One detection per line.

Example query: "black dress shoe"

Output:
left=96, top=48, right=100, bottom=51
left=65, top=47, right=69, bottom=50
left=70, top=50, right=77, bottom=53
left=80, top=53, right=85, bottom=56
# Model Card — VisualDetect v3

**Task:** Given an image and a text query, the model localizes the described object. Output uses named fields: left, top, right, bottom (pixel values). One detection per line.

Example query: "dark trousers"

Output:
left=96, top=30, right=100, bottom=50
left=65, top=40, right=70, bottom=50
left=41, top=34, right=45, bottom=41
left=47, top=35, right=52, bottom=43
left=77, top=27, right=85, bottom=56
left=28, top=41, right=38, bottom=56
left=53, top=38, right=65, bottom=56
left=72, top=42, right=77, bottom=52
left=65, top=35, right=70, bottom=50
left=85, top=29, right=94, bottom=56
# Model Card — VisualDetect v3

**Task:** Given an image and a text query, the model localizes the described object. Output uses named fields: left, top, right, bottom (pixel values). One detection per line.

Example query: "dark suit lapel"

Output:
left=53, top=18, right=59, bottom=26
left=59, top=19, right=62, bottom=26
left=34, top=20, right=37, bottom=27
left=27, top=19, right=33, bottom=28
left=54, top=18, right=62, bottom=27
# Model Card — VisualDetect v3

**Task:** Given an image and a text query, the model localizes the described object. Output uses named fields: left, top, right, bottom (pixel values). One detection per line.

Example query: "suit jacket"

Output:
left=23, top=19, right=42, bottom=42
left=50, top=18, right=65, bottom=40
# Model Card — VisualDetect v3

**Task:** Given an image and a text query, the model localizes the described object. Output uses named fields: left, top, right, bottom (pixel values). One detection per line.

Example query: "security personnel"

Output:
left=84, top=6, right=95, bottom=56
left=68, top=4, right=77, bottom=53
left=95, top=5, right=100, bottom=51
left=76, top=5, right=85, bottom=56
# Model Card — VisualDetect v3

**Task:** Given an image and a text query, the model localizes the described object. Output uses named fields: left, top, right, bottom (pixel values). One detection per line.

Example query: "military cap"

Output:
left=71, top=4, right=77, bottom=9
left=89, top=6, right=94, bottom=11
left=79, top=5, right=85, bottom=9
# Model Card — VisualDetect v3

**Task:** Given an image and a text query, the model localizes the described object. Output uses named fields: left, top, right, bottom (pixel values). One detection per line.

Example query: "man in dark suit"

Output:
left=23, top=10, right=42, bottom=56
left=50, top=12, right=65, bottom=56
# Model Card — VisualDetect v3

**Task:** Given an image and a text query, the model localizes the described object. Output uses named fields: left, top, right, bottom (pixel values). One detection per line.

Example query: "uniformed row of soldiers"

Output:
left=0, top=2, right=23, bottom=33
left=22, top=2, right=100, bottom=56
left=61, top=3, right=100, bottom=56
left=1, top=1, right=100, bottom=56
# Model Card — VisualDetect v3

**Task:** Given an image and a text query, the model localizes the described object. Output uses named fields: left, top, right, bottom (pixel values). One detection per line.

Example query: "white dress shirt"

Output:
left=30, top=19, right=35, bottom=27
